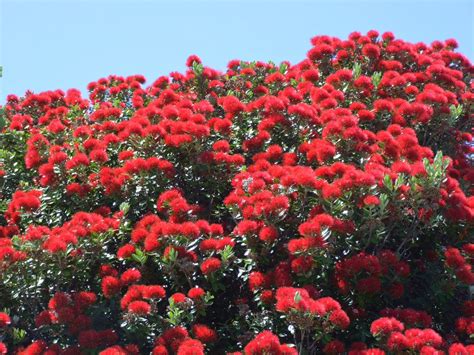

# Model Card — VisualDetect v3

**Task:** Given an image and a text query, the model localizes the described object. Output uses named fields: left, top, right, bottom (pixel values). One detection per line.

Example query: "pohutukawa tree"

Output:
left=0, top=30, right=473, bottom=354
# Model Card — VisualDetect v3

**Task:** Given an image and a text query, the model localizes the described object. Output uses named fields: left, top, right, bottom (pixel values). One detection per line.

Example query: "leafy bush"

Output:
left=0, top=30, right=473, bottom=354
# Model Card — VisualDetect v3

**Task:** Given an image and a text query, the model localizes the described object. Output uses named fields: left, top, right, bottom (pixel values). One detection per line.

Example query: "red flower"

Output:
left=187, top=287, right=205, bottom=300
left=35, top=310, right=56, bottom=327
left=236, top=220, right=259, bottom=235
left=291, top=256, right=314, bottom=274
left=48, top=292, right=71, bottom=310
left=0, top=313, right=10, bottom=327
left=117, top=244, right=136, bottom=259
left=10, top=190, right=42, bottom=212
left=99, top=264, right=118, bottom=277
left=78, top=329, right=118, bottom=349
left=244, top=331, right=297, bottom=355
left=371, top=317, right=405, bottom=337
left=117, top=244, right=135, bottom=259
left=307, top=44, right=334, bottom=61
left=73, top=291, right=97, bottom=309
left=329, top=309, right=351, bottom=329
left=171, top=293, right=187, bottom=304
left=363, top=195, right=381, bottom=206
left=445, top=248, right=465, bottom=268
left=259, top=226, right=278, bottom=242
left=100, top=345, right=138, bottom=355
left=128, top=300, right=151, bottom=315
left=157, top=326, right=189, bottom=352
left=220, top=96, right=245, bottom=115
left=120, top=269, right=142, bottom=285
left=102, top=276, right=122, bottom=298
left=200, top=257, right=222, bottom=275
left=248, top=272, right=270, bottom=291
left=389, top=282, right=405, bottom=299
left=323, top=340, right=345, bottom=354
left=362, top=43, right=381, bottom=58
left=357, top=277, right=382, bottom=294
left=260, top=290, right=274, bottom=304
left=152, top=345, right=169, bottom=355
left=17, top=340, right=47, bottom=354
left=177, top=339, right=204, bottom=355
left=212, top=140, right=230, bottom=152
left=186, top=55, right=202, bottom=67
left=192, top=324, right=218, bottom=343
left=143, top=285, right=166, bottom=299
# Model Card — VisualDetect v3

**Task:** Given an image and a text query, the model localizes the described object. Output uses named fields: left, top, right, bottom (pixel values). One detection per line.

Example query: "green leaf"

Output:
left=279, top=62, right=288, bottom=74
left=164, top=247, right=178, bottom=263
left=294, top=291, right=302, bottom=303
left=120, top=202, right=130, bottom=215
left=131, top=248, right=147, bottom=265
left=352, top=62, right=362, bottom=79
left=192, top=62, right=204, bottom=76
left=383, top=175, right=393, bottom=191
left=371, top=71, right=382, bottom=88
left=0, top=107, right=6, bottom=130
left=448, top=104, right=463, bottom=125
left=220, top=245, right=234, bottom=262
left=13, top=328, right=27, bottom=344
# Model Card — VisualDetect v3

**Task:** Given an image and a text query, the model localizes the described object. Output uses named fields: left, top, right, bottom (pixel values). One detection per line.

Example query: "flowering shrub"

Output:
left=0, top=30, right=473, bottom=354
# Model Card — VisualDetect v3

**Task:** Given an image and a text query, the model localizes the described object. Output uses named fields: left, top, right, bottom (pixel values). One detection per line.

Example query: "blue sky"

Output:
left=1, top=0, right=473, bottom=100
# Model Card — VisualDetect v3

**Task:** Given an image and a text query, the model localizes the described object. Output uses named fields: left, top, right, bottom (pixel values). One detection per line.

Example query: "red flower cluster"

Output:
left=0, top=30, right=473, bottom=353
left=6, top=190, right=42, bottom=224
left=275, top=287, right=350, bottom=331
left=26, top=292, right=118, bottom=354
left=444, top=244, right=474, bottom=284
left=242, top=331, right=297, bottom=355
left=0, top=313, right=10, bottom=328
left=153, top=326, right=206, bottom=355
left=335, top=251, right=410, bottom=299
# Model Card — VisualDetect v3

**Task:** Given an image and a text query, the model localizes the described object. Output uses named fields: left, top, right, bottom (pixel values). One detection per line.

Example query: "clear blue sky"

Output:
left=1, top=0, right=473, bottom=100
